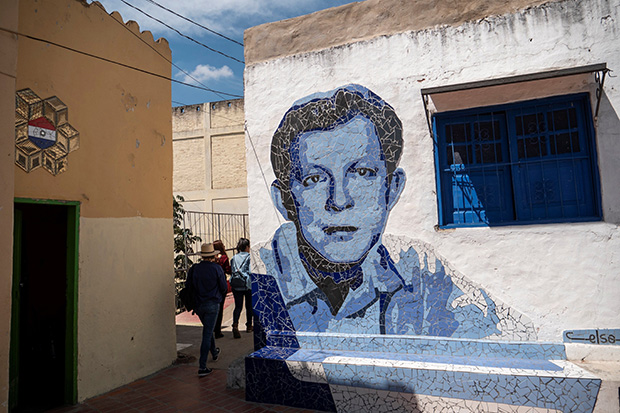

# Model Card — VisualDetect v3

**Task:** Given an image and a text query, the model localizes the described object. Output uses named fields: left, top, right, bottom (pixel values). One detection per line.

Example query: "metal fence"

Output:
left=175, top=211, right=249, bottom=313
left=183, top=210, right=249, bottom=259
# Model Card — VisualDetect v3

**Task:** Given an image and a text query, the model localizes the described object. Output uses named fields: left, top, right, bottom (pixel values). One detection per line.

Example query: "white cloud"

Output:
left=179, top=64, right=234, bottom=84
left=91, top=0, right=353, bottom=39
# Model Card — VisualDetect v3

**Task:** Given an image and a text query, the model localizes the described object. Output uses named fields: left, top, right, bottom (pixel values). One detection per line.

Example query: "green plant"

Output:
left=173, top=195, right=201, bottom=272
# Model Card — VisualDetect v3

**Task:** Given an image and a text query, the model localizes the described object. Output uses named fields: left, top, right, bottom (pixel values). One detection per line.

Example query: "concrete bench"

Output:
left=246, top=332, right=602, bottom=412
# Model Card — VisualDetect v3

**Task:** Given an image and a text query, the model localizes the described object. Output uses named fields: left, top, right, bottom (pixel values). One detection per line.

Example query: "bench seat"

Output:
left=246, top=333, right=602, bottom=412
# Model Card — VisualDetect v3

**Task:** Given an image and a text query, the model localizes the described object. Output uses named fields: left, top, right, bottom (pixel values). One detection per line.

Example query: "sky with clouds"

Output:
left=91, top=0, right=359, bottom=106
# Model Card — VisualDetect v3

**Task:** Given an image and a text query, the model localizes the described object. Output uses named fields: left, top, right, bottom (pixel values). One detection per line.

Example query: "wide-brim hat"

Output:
left=199, top=243, right=218, bottom=258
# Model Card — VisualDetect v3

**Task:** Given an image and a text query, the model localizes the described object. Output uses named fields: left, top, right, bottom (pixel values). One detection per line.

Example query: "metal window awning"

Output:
left=421, top=63, right=610, bottom=139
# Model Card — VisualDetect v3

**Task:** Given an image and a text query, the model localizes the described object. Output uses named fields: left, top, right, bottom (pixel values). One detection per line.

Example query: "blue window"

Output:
left=434, top=94, right=601, bottom=227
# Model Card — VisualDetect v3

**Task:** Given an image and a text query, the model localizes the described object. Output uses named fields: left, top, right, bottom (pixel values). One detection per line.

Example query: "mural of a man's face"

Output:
left=286, top=115, right=404, bottom=263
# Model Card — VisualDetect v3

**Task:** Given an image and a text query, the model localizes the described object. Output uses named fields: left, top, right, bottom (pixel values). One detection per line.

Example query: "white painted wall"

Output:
left=244, top=0, right=620, bottom=344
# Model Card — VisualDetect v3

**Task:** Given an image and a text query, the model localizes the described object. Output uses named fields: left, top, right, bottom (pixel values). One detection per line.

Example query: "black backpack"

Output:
left=230, top=254, right=250, bottom=290
left=179, top=267, right=197, bottom=311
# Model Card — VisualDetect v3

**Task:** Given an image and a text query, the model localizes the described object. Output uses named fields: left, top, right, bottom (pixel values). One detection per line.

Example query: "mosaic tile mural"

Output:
left=246, top=85, right=602, bottom=412
left=255, top=84, right=534, bottom=340
left=15, top=88, right=80, bottom=175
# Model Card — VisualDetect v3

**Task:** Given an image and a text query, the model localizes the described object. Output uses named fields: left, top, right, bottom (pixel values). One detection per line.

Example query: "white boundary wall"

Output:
left=244, top=0, right=620, bottom=346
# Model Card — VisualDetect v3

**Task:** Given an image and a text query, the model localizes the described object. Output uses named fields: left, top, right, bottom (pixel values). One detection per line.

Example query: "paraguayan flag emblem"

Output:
left=28, top=117, right=57, bottom=149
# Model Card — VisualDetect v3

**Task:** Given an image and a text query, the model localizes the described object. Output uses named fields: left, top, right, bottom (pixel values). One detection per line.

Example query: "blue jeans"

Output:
left=232, top=289, right=253, bottom=327
left=195, top=301, right=220, bottom=369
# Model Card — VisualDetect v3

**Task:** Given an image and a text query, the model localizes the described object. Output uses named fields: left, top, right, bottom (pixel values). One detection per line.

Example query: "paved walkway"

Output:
left=49, top=366, right=316, bottom=413
left=48, top=294, right=323, bottom=412
left=174, top=292, right=256, bottom=371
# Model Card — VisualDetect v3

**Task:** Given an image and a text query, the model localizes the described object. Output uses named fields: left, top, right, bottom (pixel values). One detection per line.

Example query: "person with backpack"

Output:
left=229, top=238, right=252, bottom=339
left=187, top=242, right=227, bottom=376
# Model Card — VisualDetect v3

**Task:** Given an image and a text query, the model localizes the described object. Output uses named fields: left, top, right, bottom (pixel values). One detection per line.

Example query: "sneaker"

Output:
left=246, top=325, right=253, bottom=333
left=214, top=332, right=224, bottom=339
left=233, top=327, right=241, bottom=339
left=198, top=367, right=212, bottom=377
left=212, top=347, right=221, bottom=361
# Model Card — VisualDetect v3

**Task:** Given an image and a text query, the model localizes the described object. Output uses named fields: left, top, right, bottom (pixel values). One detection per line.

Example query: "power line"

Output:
left=244, top=121, right=297, bottom=262
left=142, top=0, right=243, bottom=47
left=118, top=0, right=244, bottom=64
left=0, top=26, right=242, bottom=98
left=92, top=1, right=233, bottom=101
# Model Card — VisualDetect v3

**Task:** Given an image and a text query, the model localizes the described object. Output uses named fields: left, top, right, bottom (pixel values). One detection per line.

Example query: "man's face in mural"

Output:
left=287, top=115, right=403, bottom=263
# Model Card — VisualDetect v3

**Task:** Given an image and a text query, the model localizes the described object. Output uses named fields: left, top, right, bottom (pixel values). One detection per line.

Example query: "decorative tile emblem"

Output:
left=28, top=116, right=57, bottom=149
left=15, top=88, right=79, bottom=175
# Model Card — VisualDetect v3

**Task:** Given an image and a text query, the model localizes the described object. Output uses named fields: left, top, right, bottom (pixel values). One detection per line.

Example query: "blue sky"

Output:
left=92, top=0, right=358, bottom=106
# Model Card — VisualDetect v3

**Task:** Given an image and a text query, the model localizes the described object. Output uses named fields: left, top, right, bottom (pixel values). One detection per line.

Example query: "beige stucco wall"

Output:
left=13, top=0, right=175, bottom=402
left=210, top=99, right=244, bottom=129
left=0, top=1, right=19, bottom=410
left=173, top=138, right=206, bottom=192
left=244, top=0, right=561, bottom=65
left=172, top=99, right=248, bottom=214
left=211, top=133, right=246, bottom=190
left=14, top=0, right=172, bottom=219
left=77, top=217, right=174, bottom=398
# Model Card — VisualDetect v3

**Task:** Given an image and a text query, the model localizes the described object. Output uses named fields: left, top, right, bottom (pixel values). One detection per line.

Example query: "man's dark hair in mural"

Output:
left=260, top=84, right=529, bottom=338
left=271, top=87, right=404, bottom=191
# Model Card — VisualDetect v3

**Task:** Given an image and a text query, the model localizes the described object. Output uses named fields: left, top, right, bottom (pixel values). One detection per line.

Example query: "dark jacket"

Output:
left=187, top=260, right=227, bottom=306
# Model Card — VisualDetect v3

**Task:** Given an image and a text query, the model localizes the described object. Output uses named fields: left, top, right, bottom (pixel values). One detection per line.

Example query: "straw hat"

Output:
left=199, top=243, right=218, bottom=258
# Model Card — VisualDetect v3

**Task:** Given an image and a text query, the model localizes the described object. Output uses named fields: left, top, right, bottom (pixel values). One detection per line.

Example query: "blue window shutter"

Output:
left=433, top=93, right=598, bottom=227
left=508, top=97, right=595, bottom=221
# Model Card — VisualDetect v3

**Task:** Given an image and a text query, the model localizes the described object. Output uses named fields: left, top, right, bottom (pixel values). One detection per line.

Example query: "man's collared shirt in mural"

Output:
left=254, top=222, right=536, bottom=340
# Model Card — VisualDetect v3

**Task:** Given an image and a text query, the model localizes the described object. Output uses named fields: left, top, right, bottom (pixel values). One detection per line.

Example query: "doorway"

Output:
left=10, top=199, right=79, bottom=412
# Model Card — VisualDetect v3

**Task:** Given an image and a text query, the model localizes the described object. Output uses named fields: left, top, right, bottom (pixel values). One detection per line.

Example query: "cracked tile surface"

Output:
left=245, top=85, right=602, bottom=412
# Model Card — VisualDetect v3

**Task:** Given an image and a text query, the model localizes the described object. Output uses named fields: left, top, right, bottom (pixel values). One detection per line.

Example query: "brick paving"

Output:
left=48, top=365, right=320, bottom=413
left=46, top=296, right=322, bottom=412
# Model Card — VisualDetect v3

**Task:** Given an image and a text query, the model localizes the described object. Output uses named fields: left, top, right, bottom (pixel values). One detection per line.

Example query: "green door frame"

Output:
left=10, top=198, right=80, bottom=406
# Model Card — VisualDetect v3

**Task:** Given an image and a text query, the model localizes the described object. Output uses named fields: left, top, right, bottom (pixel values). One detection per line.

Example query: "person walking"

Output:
left=229, top=238, right=253, bottom=339
left=187, top=243, right=227, bottom=376
left=212, top=240, right=231, bottom=338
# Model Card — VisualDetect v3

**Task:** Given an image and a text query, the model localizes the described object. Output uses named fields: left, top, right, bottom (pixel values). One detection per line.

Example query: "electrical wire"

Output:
left=244, top=121, right=298, bottom=264
left=118, top=0, right=244, bottom=64
left=141, top=0, right=243, bottom=47
left=91, top=1, right=236, bottom=101
left=0, top=26, right=243, bottom=98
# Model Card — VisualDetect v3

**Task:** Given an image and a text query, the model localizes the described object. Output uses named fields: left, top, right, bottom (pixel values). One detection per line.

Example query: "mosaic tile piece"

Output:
left=287, top=348, right=565, bottom=372
left=285, top=359, right=328, bottom=384
left=321, top=361, right=600, bottom=412
left=329, top=385, right=564, bottom=413
left=246, top=349, right=336, bottom=412
left=290, top=332, right=566, bottom=360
